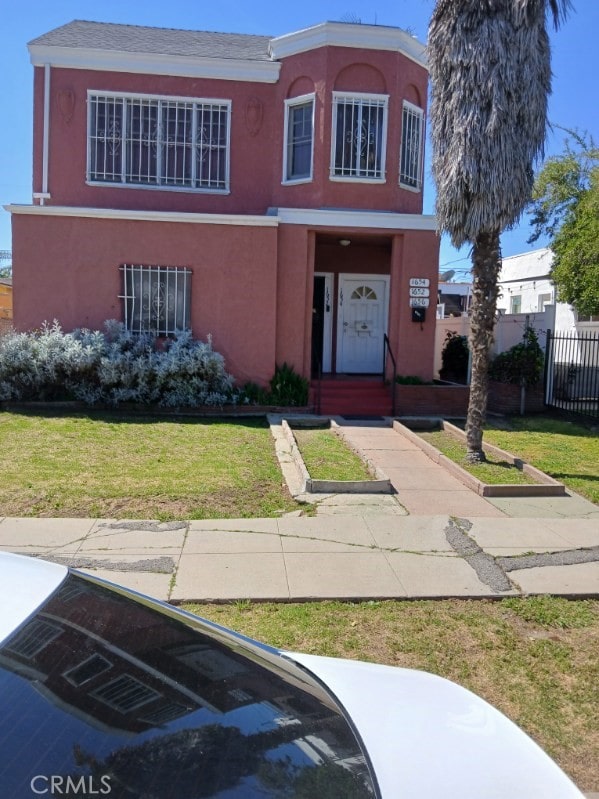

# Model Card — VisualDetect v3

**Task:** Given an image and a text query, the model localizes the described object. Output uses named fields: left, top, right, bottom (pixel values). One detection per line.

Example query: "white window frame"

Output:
left=87, top=90, right=232, bottom=194
left=283, top=93, right=315, bottom=185
left=120, top=264, right=192, bottom=336
left=537, top=292, right=553, bottom=312
left=510, top=295, right=522, bottom=314
left=330, top=92, right=388, bottom=183
left=399, top=100, right=425, bottom=192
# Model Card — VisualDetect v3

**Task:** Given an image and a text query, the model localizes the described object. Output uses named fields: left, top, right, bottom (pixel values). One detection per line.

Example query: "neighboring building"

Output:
left=496, top=248, right=556, bottom=315
left=0, top=278, right=12, bottom=333
left=437, top=281, right=471, bottom=318
left=6, top=19, right=439, bottom=389
left=496, top=247, right=599, bottom=329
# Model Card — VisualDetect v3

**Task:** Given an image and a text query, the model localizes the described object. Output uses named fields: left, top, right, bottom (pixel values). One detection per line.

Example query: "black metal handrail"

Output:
left=315, top=357, right=322, bottom=415
left=383, top=334, right=397, bottom=416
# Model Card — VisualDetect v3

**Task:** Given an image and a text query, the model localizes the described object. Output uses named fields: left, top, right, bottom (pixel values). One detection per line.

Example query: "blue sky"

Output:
left=1, top=0, right=597, bottom=276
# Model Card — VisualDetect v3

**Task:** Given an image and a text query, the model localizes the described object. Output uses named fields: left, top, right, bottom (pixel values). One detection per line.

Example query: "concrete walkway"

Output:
left=1, top=418, right=597, bottom=603
left=335, top=419, right=599, bottom=518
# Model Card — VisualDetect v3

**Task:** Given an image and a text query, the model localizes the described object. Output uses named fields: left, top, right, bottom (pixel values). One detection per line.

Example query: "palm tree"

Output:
left=428, top=0, right=571, bottom=462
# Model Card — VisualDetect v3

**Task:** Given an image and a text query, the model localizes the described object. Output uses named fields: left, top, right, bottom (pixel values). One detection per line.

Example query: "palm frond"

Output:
left=427, top=0, right=571, bottom=247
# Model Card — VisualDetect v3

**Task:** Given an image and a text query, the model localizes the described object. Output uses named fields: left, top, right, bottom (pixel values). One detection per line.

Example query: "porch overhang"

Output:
left=272, top=207, right=437, bottom=232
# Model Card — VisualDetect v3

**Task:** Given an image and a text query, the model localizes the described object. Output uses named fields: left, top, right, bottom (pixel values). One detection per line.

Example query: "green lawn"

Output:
left=482, top=415, right=599, bottom=503
left=292, top=427, right=373, bottom=481
left=417, top=427, right=535, bottom=484
left=186, top=597, right=599, bottom=793
left=0, top=411, right=300, bottom=519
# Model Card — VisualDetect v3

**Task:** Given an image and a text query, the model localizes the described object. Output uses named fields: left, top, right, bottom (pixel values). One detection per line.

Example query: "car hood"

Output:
left=283, top=652, right=583, bottom=799
left=0, top=552, right=67, bottom=646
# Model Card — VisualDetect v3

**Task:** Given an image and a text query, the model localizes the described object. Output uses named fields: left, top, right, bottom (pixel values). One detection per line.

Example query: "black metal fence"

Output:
left=544, top=330, right=599, bottom=419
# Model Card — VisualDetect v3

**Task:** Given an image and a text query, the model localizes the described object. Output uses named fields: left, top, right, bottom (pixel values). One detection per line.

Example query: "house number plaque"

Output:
left=409, top=278, right=430, bottom=307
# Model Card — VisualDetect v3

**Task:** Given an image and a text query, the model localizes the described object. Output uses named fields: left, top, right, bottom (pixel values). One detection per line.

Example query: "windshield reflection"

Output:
left=0, top=574, right=376, bottom=798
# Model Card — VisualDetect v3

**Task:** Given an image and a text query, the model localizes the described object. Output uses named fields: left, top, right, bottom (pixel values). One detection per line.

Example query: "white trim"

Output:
left=314, top=272, right=334, bottom=373
left=276, top=207, right=437, bottom=231
left=281, top=177, right=312, bottom=187
left=400, top=183, right=423, bottom=194
left=86, top=180, right=231, bottom=196
left=333, top=90, right=389, bottom=103
left=5, top=203, right=438, bottom=232
left=42, top=64, right=51, bottom=195
left=4, top=204, right=279, bottom=227
left=29, top=44, right=281, bottom=83
left=33, top=192, right=51, bottom=206
left=329, top=176, right=387, bottom=185
left=269, top=22, right=427, bottom=69
left=282, top=93, right=315, bottom=184
left=86, top=88, right=232, bottom=106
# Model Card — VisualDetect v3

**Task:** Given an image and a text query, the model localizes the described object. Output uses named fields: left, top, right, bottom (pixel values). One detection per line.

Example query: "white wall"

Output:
left=435, top=247, right=599, bottom=377
left=434, top=309, right=555, bottom=379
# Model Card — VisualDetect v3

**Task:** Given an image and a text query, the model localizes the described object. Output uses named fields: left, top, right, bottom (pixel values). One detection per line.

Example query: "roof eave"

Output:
left=269, top=21, right=428, bottom=69
left=28, top=43, right=281, bottom=83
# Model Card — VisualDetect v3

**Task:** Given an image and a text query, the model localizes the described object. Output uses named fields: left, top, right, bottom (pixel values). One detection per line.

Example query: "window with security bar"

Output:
left=120, top=265, right=191, bottom=336
left=400, top=101, right=425, bottom=190
left=331, top=93, right=388, bottom=180
left=89, top=93, right=230, bottom=191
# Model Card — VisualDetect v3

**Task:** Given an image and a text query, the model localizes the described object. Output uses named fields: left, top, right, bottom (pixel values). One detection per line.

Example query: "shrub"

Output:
left=269, top=362, right=309, bottom=407
left=395, top=375, right=431, bottom=385
left=238, top=381, right=270, bottom=406
left=0, top=321, right=235, bottom=407
left=489, top=326, right=544, bottom=386
left=0, top=321, right=104, bottom=402
left=439, top=331, right=469, bottom=383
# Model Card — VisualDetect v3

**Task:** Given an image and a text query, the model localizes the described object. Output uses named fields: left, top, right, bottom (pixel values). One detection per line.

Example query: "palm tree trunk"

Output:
left=465, top=230, right=502, bottom=463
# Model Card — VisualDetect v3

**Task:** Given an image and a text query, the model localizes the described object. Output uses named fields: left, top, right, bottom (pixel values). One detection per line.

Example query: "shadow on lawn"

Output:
left=485, top=412, right=599, bottom=438
left=1, top=407, right=270, bottom=430
left=551, top=473, right=599, bottom=483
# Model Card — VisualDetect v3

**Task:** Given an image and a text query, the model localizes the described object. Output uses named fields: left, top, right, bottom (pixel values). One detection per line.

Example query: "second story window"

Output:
left=331, top=92, right=388, bottom=181
left=283, top=95, right=314, bottom=183
left=88, top=93, right=231, bottom=192
left=400, top=101, right=425, bottom=191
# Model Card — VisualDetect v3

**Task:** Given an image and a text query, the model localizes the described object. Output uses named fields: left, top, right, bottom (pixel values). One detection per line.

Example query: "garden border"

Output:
left=281, top=417, right=392, bottom=495
left=393, top=418, right=566, bottom=497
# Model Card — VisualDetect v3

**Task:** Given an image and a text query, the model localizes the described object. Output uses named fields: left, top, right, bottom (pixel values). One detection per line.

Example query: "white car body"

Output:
left=0, top=552, right=584, bottom=798
left=285, top=652, right=583, bottom=798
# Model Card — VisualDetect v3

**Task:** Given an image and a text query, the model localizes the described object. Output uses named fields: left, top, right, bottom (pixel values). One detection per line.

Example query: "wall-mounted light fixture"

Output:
left=339, top=239, right=351, bottom=247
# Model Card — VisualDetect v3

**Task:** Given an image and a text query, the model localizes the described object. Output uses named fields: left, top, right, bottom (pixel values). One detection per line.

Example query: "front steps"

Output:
left=311, top=377, right=393, bottom=417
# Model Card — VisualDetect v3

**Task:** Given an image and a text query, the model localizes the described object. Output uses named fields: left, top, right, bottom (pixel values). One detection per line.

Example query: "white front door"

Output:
left=337, top=274, right=389, bottom=373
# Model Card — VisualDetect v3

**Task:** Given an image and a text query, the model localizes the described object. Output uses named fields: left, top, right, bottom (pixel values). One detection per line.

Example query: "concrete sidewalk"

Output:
left=1, top=513, right=598, bottom=603
left=1, top=417, right=597, bottom=603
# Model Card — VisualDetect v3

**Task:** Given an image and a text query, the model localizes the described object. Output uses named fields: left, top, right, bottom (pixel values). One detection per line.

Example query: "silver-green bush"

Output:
left=0, top=320, right=235, bottom=407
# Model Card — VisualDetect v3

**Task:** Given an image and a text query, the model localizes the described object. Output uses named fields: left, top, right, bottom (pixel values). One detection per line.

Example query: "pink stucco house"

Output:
left=8, top=19, right=439, bottom=411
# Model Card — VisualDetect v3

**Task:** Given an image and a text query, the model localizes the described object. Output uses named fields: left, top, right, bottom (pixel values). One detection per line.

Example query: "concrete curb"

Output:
left=280, top=417, right=392, bottom=495
left=393, top=419, right=566, bottom=497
